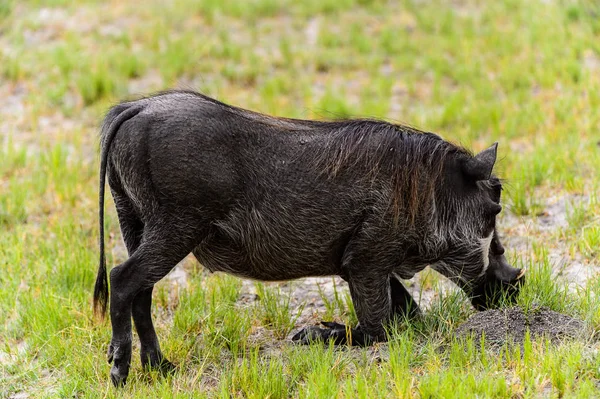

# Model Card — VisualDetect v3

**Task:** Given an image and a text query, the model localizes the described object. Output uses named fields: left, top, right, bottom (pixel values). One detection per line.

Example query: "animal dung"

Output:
left=455, top=306, right=585, bottom=348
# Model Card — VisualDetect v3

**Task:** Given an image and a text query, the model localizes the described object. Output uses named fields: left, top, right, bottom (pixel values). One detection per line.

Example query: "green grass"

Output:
left=1, top=0, right=600, bottom=397
left=254, top=283, right=305, bottom=340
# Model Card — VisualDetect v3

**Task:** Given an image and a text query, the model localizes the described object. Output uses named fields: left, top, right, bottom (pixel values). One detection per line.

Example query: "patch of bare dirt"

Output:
left=455, top=306, right=585, bottom=347
left=241, top=276, right=349, bottom=329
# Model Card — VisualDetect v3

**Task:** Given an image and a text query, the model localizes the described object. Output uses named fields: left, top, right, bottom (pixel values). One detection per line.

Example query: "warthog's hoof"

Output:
left=107, top=342, right=131, bottom=387
left=292, top=321, right=372, bottom=346
left=110, top=364, right=129, bottom=387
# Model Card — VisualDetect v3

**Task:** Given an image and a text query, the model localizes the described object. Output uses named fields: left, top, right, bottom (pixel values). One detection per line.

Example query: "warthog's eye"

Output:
left=491, top=187, right=502, bottom=204
left=481, top=178, right=502, bottom=201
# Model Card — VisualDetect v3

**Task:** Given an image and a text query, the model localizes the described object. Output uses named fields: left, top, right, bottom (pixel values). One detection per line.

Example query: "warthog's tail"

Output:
left=94, top=104, right=145, bottom=319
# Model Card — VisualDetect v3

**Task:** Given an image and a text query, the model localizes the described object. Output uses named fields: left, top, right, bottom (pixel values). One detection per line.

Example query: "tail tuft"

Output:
left=93, top=250, right=109, bottom=319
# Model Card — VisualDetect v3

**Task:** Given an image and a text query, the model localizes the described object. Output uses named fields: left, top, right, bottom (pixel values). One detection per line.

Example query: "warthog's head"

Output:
left=432, top=142, right=524, bottom=310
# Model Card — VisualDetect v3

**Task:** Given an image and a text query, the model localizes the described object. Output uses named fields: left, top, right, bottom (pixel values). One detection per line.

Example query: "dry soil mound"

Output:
left=455, top=306, right=585, bottom=347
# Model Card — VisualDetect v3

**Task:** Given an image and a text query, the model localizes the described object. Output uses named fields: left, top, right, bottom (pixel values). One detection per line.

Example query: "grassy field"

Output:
left=1, top=0, right=600, bottom=397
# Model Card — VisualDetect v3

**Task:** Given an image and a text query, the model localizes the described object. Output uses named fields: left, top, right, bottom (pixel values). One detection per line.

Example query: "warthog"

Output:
left=94, top=90, right=524, bottom=386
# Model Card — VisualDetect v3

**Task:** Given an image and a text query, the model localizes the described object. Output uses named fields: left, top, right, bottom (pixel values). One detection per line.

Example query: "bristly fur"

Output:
left=311, top=119, right=471, bottom=226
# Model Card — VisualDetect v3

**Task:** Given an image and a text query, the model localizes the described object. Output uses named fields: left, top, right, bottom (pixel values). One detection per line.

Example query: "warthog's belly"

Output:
left=191, top=229, right=337, bottom=281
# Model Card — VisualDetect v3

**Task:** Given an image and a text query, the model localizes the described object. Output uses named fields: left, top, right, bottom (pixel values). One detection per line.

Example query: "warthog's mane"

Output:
left=309, top=120, right=472, bottom=227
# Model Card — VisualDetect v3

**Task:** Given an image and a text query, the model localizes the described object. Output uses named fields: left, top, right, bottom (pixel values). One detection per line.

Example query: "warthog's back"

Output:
left=102, top=91, right=392, bottom=279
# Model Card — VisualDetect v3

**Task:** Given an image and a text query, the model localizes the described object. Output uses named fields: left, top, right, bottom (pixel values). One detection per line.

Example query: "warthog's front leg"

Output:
left=293, top=240, right=402, bottom=345
left=389, top=274, right=421, bottom=320
left=292, top=274, right=420, bottom=345
left=345, top=268, right=393, bottom=343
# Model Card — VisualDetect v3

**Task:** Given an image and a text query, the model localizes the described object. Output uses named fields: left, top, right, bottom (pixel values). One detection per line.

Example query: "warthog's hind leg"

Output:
left=111, top=185, right=176, bottom=379
left=107, top=210, right=205, bottom=387
left=132, top=287, right=175, bottom=373
left=109, top=191, right=174, bottom=384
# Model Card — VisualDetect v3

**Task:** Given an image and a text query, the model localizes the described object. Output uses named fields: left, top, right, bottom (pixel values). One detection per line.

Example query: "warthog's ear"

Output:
left=463, top=142, right=498, bottom=181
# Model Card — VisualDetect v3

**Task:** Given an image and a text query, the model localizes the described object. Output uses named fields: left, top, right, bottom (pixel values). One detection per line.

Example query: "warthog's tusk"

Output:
left=516, top=269, right=526, bottom=280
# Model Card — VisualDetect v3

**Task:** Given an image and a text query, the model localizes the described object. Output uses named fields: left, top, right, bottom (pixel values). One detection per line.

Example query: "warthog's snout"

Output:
left=470, top=251, right=525, bottom=311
